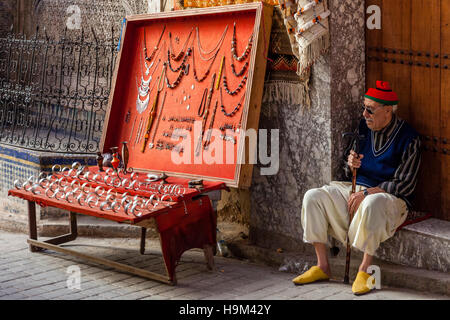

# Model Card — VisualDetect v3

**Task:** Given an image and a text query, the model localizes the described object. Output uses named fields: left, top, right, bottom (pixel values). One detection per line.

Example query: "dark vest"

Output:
left=356, top=118, right=419, bottom=206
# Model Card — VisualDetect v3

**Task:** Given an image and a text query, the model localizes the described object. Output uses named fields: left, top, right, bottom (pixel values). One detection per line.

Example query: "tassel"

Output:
left=262, top=80, right=311, bottom=110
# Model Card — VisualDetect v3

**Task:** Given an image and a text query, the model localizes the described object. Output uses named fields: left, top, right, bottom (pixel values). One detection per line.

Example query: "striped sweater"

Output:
left=344, top=114, right=422, bottom=208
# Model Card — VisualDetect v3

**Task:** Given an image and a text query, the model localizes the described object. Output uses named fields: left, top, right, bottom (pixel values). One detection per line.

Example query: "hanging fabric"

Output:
left=278, top=0, right=330, bottom=76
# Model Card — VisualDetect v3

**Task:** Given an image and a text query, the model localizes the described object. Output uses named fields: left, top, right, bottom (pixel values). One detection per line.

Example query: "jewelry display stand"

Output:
left=8, top=3, right=273, bottom=285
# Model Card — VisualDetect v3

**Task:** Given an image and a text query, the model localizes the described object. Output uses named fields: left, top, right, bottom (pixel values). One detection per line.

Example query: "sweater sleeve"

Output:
left=378, top=136, right=422, bottom=198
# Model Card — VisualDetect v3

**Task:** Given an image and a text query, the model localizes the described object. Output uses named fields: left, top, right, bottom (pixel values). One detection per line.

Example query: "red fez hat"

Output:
left=364, top=81, right=399, bottom=105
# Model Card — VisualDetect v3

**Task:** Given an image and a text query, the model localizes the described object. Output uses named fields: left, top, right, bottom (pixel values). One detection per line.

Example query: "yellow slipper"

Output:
left=352, top=271, right=373, bottom=295
left=292, top=266, right=330, bottom=285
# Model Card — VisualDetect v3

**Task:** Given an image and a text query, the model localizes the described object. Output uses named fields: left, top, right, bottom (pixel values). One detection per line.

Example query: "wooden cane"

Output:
left=344, top=163, right=358, bottom=284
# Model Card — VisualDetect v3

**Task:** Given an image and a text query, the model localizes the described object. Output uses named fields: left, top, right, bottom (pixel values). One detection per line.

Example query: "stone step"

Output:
left=227, top=239, right=450, bottom=296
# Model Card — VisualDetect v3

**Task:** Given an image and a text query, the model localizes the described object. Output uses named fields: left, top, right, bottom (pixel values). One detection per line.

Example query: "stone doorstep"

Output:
left=226, top=239, right=450, bottom=297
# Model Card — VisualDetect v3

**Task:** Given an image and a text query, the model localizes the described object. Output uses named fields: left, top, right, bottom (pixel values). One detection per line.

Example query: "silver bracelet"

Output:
left=94, top=186, right=105, bottom=197
left=77, top=194, right=86, bottom=206
left=81, top=182, right=92, bottom=194
left=14, top=179, right=23, bottom=190
left=111, top=201, right=120, bottom=213
left=65, top=191, right=75, bottom=203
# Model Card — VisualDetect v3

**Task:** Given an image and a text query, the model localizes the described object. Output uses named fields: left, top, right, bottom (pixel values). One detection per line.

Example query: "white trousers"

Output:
left=301, top=181, right=408, bottom=256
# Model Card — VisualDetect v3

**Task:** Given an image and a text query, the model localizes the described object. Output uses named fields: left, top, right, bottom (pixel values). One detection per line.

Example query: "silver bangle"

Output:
left=94, top=186, right=105, bottom=197
left=51, top=164, right=61, bottom=174
left=121, top=178, right=129, bottom=189
left=83, top=171, right=94, bottom=182
left=104, top=175, right=113, bottom=186
left=67, top=168, right=76, bottom=178
left=57, top=176, right=69, bottom=187
left=86, top=196, right=99, bottom=208
left=130, top=172, right=139, bottom=181
left=105, top=168, right=114, bottom=176
left=92, top=173, right=102, bottom=183
left=124, top=202, right=131, bottom=215
left=45, top=187, right=55, bottom=198
left=81, top=183, right=92, bottom=194
left=71, top=162, right=81, bottom=170
left=61, top=167, right=70, bottom=177
left=39, top=178, right=50, bottom=189
left=77, top=194, right=86, bottom=206
left=54, top=189, right=64, bottom=200
left=65, top=191, right=75, bottom=203
left=14, top=179, right=23, bottom=190
left=111, top=177, right=121, bottom=188
left=121, top=196, right=130, bottom=207
left=99, top=201, right=111, bottom=211
left=70, top=180, right=81, bottom=189
left=31, top=184, right=41, bottom=195
left=160, top=194, right=173, bottom=206
left=111, top=201, right=120, bottom=213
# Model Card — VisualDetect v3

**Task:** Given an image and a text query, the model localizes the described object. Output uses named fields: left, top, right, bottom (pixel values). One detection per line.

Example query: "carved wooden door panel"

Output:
left=365, top=0, right=449, bottom=221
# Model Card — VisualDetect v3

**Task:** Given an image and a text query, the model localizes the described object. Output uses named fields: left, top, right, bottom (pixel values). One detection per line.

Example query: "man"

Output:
left=292, top=81, right=421, bottom=295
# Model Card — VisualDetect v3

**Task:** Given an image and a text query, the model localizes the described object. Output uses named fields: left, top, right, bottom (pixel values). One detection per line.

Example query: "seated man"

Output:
left=292, top=81, right=421, bottom=295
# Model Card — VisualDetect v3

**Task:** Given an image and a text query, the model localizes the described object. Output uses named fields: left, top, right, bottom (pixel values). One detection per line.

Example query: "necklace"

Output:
left=144, top=24, right=166, bottom=62
left=165, top=62, right=188, bottom=89
left=231, top=60, right=248, bottom=77
left=197, top=88, right=208, bottom=117
left=192, top=46, right=220, bottom=82
left=220, top=86, right=246, bottom=117
left=222, top=64, right=248, bottom=96
left=231, top=22, right=253, bottom=62
left=167, top=47, right=192, bottom=73
left=204, top=99, right=219, bottom=151
left=169, top=28, right=193, bottom=61
left=196, top=25, right=228, bottom=61
left=142, top=67, right=165, bottom=153
left=149, top=90, right=167, bottom=149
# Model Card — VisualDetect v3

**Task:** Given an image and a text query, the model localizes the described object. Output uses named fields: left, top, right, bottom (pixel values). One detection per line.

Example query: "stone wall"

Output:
left=0, top=0, right=15, bottom=37
left=249, top=0, right=366, bottom=252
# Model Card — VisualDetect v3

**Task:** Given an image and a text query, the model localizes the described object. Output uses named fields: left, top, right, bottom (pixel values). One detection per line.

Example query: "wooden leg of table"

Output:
left=27, top=201, right=40, bottom=252
left=203, top=244, right=216, bottom=271
left=140, top=227, right=146, bottom=255
left=69, top=212, right=78, bottom=239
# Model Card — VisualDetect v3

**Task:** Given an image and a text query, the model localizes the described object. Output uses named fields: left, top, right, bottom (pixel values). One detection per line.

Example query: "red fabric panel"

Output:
left=156, top=195, right=216, bottom=281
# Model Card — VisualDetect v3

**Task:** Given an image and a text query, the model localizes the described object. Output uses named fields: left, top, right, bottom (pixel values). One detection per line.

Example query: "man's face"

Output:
left=362, top=98, right=393, bottom=131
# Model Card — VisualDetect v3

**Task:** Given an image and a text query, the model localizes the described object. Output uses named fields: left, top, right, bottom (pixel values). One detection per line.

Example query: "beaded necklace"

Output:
left=231, top=22, right=253, bottom=62
left=144, top=24, right=166, bottom=62
left=220, top=85, right=246, bottom=117
left=222, top=63, right=248, bottom=96
left=168, top=28, right=193, bottom=61
left=167, top=47, right=192, bottom=73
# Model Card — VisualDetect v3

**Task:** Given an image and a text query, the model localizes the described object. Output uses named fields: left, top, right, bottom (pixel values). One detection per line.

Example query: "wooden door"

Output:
left=365, top=0, right=450, bottom=221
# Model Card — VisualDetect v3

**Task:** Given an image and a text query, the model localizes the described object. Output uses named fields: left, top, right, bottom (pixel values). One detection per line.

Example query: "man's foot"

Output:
left=292, top=266, right=330, bottom=285
left=352, top=271, right=373, bottom=295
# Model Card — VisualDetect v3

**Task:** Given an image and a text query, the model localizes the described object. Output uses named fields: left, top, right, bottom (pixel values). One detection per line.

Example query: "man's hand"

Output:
left=348, top=191, right=365, bottom=216
left=347, top=150, right=364, bottom=170
left=347, top=187, right=386, bottom=215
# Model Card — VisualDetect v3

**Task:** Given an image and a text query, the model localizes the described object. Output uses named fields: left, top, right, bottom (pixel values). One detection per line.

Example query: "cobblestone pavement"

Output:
left=0, top=230, right=448, bottom=301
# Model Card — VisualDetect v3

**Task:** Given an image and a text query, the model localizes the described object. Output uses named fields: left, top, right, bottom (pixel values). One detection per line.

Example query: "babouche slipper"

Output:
left=352, top=271, right=373, bottom=295
left=292, top=266, right=330, bottom=285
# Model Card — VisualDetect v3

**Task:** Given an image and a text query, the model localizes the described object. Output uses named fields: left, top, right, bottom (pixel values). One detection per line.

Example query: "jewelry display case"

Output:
left=8, top=3, right=273, bottom=285
left=103, top=2, right=273, bottom=188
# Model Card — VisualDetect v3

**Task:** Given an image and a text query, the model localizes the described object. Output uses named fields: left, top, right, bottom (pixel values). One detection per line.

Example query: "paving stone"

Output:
left=0, top=230, right=448, bottom=301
